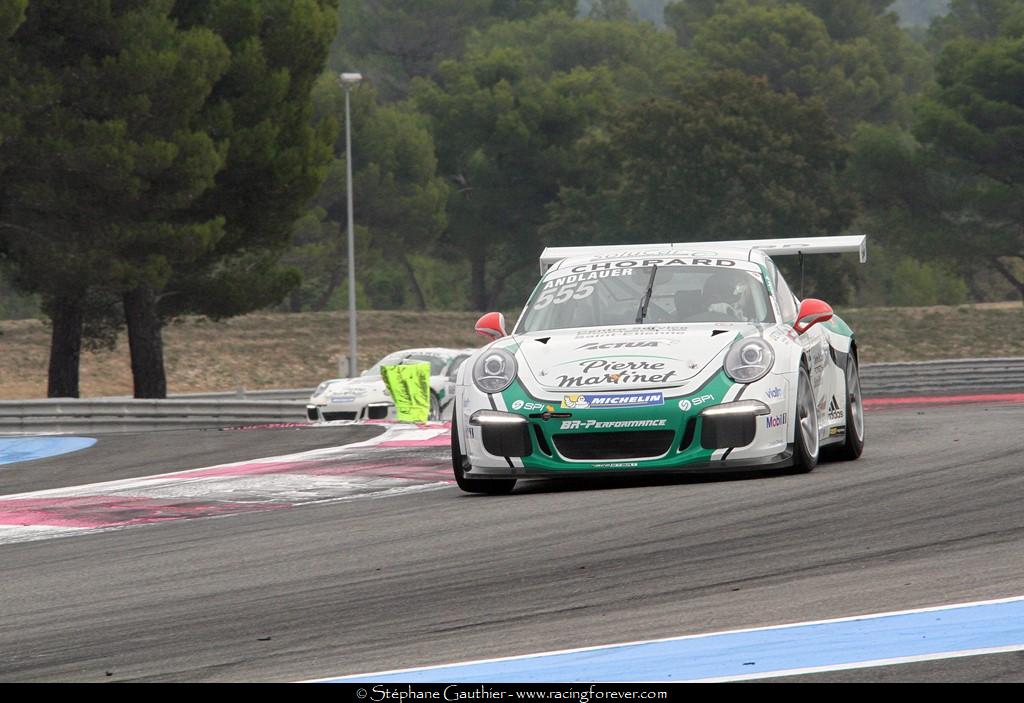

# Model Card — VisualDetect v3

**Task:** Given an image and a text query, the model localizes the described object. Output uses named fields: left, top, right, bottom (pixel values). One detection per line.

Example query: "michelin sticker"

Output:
left=561, top=392, right=664, bottom=409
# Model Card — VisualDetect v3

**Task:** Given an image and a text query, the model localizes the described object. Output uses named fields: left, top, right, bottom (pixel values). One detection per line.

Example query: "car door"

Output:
left=442, top=355, right=471, bottom=409
left=773, top=263, right=833, bottom=439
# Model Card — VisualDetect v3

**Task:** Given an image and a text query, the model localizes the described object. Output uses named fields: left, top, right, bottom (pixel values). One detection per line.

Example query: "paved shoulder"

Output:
left=0, top=425, right=385, bottom=495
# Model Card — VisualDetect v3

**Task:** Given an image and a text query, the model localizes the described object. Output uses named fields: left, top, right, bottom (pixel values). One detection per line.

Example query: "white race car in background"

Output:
left=307, top=348, right=475, bottom=423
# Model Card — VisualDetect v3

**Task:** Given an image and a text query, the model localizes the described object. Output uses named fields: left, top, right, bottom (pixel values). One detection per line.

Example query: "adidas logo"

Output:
left=828, top=395, right=844, bottom=421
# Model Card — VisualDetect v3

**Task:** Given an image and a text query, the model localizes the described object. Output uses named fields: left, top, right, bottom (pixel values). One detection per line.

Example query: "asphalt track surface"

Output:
left=1, top=402, right=1023, bottom=682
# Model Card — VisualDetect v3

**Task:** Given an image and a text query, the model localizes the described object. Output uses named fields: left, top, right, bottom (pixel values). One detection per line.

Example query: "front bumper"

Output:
left=306, top=402, right=393, bottom=422
left=463, top=447, right=795, bottom=478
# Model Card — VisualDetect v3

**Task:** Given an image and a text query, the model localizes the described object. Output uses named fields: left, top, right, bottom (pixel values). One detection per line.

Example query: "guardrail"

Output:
left=0, top=398, right=307, bottom=434
left=859, top=357, right=1024, bottom=396
left=1, top=357, right=1021, bottom=434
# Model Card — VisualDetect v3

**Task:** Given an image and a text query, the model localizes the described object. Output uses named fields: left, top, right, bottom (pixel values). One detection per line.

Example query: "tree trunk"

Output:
left=990, top=256, right=1024, bottom=304
left=398, top=253, right=427, bottom=310
left=313, top=266, right=343, bottom=312
left=123, top=284, right=167, bottom=398
left=485, top=259, right=533, bottom=310
left=47, top=295, right=84, bottom=398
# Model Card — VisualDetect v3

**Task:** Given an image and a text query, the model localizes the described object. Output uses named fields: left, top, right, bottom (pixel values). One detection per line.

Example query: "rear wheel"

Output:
left=790, top=365, right=820, bottom=474
left=451, top=414, right=517, bottom=495
left=828, top=353, right=865, bottom=461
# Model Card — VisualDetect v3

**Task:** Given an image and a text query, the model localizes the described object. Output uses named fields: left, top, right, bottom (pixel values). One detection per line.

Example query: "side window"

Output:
left=447, top=355, right=470, bottom=380
left=773, top=264, right=799, bottom=325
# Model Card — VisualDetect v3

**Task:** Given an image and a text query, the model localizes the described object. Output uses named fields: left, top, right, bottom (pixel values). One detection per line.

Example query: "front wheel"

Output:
left=428, top=392, right=441, bottom=421
left=790, top=365, right=820, bottom=474
left=451, top=415, right=517, bottom=495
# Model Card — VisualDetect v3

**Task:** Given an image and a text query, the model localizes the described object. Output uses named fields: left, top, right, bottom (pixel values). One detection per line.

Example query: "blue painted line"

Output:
left=323, top=597, right=1024, bottom=682
left=0, top=436, right=97, bottom=466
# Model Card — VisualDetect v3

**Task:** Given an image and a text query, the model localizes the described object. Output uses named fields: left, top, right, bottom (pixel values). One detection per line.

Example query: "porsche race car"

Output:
left=451, top=236, right=867, bottom=494
left=307, top=348, right=475, bottom=423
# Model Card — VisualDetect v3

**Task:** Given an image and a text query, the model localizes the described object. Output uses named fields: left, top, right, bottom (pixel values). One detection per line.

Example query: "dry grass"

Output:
left=0, top=303, right=1021, bottom=399
left=839, top=302, right=1024, bottom=362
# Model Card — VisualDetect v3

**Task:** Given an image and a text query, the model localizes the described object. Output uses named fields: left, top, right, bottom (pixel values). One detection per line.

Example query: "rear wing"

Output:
left=539, top=235, right=867, bottom=273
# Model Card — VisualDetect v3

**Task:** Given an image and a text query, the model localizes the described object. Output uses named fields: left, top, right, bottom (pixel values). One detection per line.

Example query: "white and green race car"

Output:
left=451, top=237, right=867, bottom=494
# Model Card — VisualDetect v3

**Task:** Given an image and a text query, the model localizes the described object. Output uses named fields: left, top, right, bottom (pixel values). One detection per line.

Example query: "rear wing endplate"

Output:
left=539, top=235, right=867, bottom=273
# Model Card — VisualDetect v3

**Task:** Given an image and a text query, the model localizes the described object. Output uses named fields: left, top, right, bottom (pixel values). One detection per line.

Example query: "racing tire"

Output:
left=450, top=415, right=517, bottom=495
left=790, top=365, right=820, bottom=474
left=825, top=353, right=865, bottom=461
left=429, top=392, right=441, bottom=422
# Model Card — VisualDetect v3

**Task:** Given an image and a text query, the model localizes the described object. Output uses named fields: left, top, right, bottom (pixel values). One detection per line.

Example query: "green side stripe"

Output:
left=822, top=314, right=854, bottom=337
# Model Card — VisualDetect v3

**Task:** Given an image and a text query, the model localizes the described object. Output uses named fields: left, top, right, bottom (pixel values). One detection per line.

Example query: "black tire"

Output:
left=790, top=365, right=820, bottom=474
left=827, top=352, right=865, bottom=461
left=450, top=414, right=517, bottom=495
left=428, top=391, right=441, bottom=421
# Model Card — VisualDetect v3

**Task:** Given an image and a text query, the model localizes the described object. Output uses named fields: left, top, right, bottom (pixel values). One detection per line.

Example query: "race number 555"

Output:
left=533, top=281, right=595, bottom=309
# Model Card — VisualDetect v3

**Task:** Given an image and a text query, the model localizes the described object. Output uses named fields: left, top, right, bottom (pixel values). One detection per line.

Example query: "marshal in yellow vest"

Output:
left=380, top=362, right=431, bottom=423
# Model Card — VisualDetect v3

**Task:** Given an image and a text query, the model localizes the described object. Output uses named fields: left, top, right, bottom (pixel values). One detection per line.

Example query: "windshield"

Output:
left=363, top=353, right=448, bottom=376
left=518, top=265, right=774, bottom=333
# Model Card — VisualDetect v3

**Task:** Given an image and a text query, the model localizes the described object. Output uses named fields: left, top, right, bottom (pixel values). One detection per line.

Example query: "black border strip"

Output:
left=720, top=382, right=749, bottom=462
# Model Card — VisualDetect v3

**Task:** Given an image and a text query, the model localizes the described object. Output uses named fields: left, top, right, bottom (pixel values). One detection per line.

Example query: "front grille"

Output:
left=323, top=411, right=358, bottom=421
left=306, top=407, right=319, bottom=422
left=553, top=431, right=675, bottom=460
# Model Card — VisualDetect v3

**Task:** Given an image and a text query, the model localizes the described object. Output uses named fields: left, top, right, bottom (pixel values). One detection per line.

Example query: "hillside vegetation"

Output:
left=1, top=303, right=1020, bottom=399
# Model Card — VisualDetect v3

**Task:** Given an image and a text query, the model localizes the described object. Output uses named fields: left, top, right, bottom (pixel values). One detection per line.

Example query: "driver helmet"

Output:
left=701, top=271, right=746, bottom=309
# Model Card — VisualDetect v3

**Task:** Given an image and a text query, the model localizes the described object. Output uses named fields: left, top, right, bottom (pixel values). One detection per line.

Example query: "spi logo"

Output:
left=765, top=387, right=784, bottom=401
left=511, top=399, right=546, bottom=412
left=678, top=394, right=714, bottom=411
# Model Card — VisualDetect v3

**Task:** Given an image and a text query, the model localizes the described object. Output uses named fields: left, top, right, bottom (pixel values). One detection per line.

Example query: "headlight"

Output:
left=473, top=348, right=517, bottom=393
left=313, top=381, right=332, bottom=397
left=724, top=337, right=774, bottom=383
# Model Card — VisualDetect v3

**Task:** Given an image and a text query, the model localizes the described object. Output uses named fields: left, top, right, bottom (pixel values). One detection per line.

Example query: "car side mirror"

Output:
left=793, top=298, right=833, bottom=334
left=475, top=312, right=507, bottom=339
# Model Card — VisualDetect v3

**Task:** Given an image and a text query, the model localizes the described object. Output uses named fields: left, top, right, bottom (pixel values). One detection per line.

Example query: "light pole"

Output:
left=339, top=72, right=362, bottom=377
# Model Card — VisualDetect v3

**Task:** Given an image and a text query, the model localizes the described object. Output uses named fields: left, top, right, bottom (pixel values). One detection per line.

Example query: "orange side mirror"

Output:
left=793, top=298, right=833, bottom=334
left=475, top=312, right=507, bottom=339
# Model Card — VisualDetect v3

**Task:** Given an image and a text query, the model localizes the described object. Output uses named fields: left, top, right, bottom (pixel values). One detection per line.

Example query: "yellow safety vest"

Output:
left=380, top=362, right=431, bottom=423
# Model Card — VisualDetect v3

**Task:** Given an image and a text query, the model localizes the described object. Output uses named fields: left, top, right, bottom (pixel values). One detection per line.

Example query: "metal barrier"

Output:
left=0, top=398, right=307, bottom=434
left=1, top=357, right=1021, bottom=434
left=860, top=357, right=1024, bottom=396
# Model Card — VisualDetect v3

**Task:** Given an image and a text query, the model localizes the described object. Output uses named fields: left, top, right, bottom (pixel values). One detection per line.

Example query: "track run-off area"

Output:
left=0, top=396, right=1023, bottom=681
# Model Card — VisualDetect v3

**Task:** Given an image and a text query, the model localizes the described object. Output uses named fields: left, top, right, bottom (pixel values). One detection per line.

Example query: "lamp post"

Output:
left=339, top=72, right=362, bottom=377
